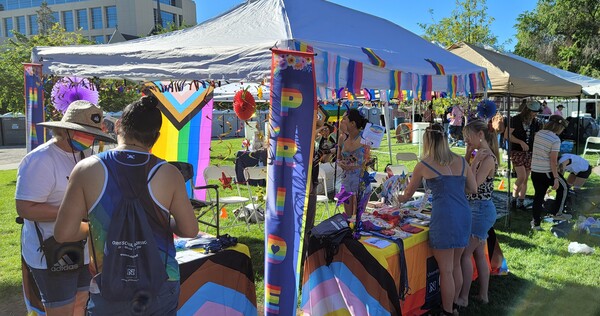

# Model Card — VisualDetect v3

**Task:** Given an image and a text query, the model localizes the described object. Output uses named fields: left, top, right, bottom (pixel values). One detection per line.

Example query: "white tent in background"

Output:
left=505, top=52, right=600, bottom=96
left=32, top=0, right=487, bottom=93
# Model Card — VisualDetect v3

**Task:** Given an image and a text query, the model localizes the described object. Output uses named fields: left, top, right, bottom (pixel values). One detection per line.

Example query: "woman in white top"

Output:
left=530, top=115, right=569, bottom=230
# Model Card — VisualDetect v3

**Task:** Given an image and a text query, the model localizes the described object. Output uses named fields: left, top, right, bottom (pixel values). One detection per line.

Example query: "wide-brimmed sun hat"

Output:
left=557, top=104, right=565, bottom=109
left=38, top=100, right=115, bottom=142
left=526, top=100, right=542, bottom=112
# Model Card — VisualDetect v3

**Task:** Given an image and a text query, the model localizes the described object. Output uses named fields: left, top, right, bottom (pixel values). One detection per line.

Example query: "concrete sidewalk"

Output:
left=0, top=146, right=26, bottom=170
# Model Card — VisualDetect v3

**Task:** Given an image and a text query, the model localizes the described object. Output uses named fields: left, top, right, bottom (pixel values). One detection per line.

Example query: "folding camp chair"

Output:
left=243, top=166, right=267, bottom=226
left=317, top=167, right=333, bottom=220
left=204, top=165, right=251, bottom=230
left=583, top=136, right=600, bottom=166
left=169, top=161, right=221, bottom=237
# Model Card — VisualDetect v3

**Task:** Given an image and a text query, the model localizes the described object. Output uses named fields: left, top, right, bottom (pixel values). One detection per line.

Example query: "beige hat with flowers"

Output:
left=38, top=100, right=115, bottom=142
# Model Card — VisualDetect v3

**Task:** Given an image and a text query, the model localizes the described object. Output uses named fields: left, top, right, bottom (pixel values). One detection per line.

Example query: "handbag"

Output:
left=34, top=222, right=85, bottom=273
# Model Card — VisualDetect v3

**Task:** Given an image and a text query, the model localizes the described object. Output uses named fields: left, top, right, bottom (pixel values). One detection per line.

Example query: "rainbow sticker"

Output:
left=267, top=234, right=287, bottom=264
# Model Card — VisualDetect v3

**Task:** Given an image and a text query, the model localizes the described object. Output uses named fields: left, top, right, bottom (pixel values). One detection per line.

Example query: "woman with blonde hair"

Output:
left=457, top=120, right=499, bottom=308
left=398, top=123, right=477, bottom=316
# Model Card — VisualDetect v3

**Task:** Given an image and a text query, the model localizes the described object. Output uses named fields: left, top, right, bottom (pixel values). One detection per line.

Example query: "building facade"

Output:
left=0, top=0, right=197, bottom=43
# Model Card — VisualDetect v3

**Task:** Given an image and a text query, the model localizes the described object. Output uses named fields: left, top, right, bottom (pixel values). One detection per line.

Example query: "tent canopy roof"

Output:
left=33, top=0, right=485, bottom=90
left=504, top=52, right=600, bottom=96
left=448, top=42, right=582, bottom=97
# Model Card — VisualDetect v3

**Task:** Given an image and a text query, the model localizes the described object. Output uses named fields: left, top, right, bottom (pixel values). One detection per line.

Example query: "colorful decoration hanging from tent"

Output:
left=23, top=64, right=45, bottom=152
left=233, top=89, right=257, bottom=120
left=361, top=47, right=386, bottom=68
left=266, top=49, right=317, bottom=316
left=50, top=76, right=99, bottom=114
left=420, top=75, right=433, bottom=101
left=389, top=70, right=402, bottom=100
left=326, top=52, right=342, bottom=90
left=294, top=41, right=314, bottom=53
left=346, top=60, right=363, bottom=95
left=448, top=74, right=458, bottom=98
left=425, top=58, right=446, bottom=75
left=148, top=81, right=214, bottom=200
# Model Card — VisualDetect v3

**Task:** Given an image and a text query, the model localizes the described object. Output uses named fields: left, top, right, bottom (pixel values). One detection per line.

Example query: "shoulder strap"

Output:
left=421, top=160, right=442, bottom=176
left=461, top=157, right=466, bottom=176
left=33, top=222, right=45, bottom=264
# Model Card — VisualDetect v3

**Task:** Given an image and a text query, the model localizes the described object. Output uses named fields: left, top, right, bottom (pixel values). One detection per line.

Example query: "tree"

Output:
left=418, top=0, right=499, bottom=49
left=0, top=24, right=92, bottom=114
left=514, top=0, right=600, bottom=78
left=36, top=1, right=57, bottom=36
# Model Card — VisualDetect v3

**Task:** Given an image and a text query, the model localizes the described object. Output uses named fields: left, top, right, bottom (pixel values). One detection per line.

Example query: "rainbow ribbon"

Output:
left=425, top=58, right=446, bottom=75
left=361, top=47, right=386, bottom=68
left=420, top=75, right=432, bottom=101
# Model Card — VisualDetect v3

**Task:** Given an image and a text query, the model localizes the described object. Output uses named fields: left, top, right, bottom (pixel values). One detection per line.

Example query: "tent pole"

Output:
left=576, top=96, right=581, bottom=154
left=333, top=99, right=342, bottom=193
left=504, top=92, right=512, bottom=228
left=382, top=100, right=393, bottom=165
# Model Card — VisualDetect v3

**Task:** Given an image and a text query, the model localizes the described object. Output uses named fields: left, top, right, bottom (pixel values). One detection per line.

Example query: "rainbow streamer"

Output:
left=346, top=60, right=363, bottom=96
left=425, top=58, right=446, bottom=75
left=294, top=41, right=314, bottom=53
left=447, top=75, right=458, bottom=98
left=150, top=82, right=214, bottom=200
left=468, top=73, right=478, bottom=96
left=326, top=53, right=342, bottom=90
left=361, top=47, right=386, bottom=68
left=420, top=75, right=432, bottom=101
left=389, top=70, right=402, bottom=100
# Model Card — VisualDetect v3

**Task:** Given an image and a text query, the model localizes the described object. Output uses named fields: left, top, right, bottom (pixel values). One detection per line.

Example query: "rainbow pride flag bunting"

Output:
left=389, top=70, right=402, bottom=100
left=420, top=75, right=432, bottom=101
left=425, top=58, right=446, bottom=75
left=448, top=75, right=458, bottom=98
left=326, top=53, right=342, bottom=90
left=294, top=41, right=314, bottom=53
left=346, top=60, right=363, bottom=95
left=361, top=47, right=386, bottom=68
left=468, top=73, right=478, bottom=96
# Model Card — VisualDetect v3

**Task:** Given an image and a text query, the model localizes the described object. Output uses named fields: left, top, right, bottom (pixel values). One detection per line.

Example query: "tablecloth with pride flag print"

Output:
left=302, top=227, right=506, bottom=316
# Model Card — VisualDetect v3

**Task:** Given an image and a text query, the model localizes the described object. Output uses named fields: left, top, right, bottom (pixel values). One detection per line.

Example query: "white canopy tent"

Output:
left=505, top=52, right=600, bottom=96
left=32, top=0, right=487, bottom=93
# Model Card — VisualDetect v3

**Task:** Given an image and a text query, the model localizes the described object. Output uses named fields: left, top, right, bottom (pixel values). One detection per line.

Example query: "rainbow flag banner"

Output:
left=23, top=64, right=45, bottom=152
left=420, top=75, right=433, bottom=101
left=424, top=58, right=446, bottom=75
left=267, top=49, right=317, bottom=316
left=148, top=81, right=214, bottom=200
left=294, top=41, right=314, bottom=53
left=362, top=47, right=386, bottom=68
left=389, top=70, right=402, bottom=100
left=346, top=60, right=363, bottom=95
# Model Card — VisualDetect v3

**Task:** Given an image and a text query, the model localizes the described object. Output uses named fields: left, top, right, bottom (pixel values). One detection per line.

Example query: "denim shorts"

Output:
left=87, top=281, right=180, bottom=316
left=29, top=264, right=91, bottom=308
left=469, top=199, right=497, bottom=240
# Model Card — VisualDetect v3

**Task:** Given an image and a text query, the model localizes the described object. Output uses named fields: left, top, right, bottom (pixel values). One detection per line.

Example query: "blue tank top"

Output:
left=88, top=150, right=179, bottom=280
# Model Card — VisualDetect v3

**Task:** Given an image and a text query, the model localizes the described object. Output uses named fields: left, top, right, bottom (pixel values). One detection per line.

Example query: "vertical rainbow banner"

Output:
left=346, top=60, right=363, bottom=96
left=23, top=63, right=45, bottom=152
left=448, top=74, right=458, bottom=98
left=389, top=70, right=402, bottom=100
left=420, top=75, right=433, bottom=101
left=148, top=81, right=214, bottom=200
left=266, top=49, right=316, bottom=316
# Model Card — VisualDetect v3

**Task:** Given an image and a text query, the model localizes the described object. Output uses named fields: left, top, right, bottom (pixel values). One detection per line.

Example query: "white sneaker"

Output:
left=531, top=220, right=542, bottom=231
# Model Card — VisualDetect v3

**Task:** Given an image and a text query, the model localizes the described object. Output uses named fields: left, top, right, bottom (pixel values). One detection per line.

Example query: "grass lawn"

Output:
left=1, top=132, right=600, bottom=315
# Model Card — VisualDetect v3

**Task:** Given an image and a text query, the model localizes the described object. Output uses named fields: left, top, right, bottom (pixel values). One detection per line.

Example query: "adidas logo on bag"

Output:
left=50, top=254, right=80, bottom=272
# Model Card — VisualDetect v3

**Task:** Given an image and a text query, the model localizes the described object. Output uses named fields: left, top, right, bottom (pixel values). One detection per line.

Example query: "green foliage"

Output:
left=418, top=0, right=499, bottom=48
left=0, top=24, right=92, bottom=114
left=514, top=0, right=600, bottom=78
left=97, top=80, right=142, bottom=113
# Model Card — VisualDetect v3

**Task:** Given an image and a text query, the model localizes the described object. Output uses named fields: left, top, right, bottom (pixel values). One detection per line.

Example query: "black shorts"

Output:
left=573, top=165, right=592, bottom=179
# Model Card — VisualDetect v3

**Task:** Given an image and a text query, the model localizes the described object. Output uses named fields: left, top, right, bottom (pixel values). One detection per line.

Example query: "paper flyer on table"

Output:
left=363, top=237, right=392, bottom=249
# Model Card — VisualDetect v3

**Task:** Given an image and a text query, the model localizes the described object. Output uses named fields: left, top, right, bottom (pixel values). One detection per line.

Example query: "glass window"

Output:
left=91, top=7, right=102, bottom=29
left=160, top=11, right=175, bottom=28
left=28, top=15, right=38, bottom=35
left=105, top=6, right=116, bottom=28
left=62, top=10, right=73, bottom=32
left=15, top=15, right=25, bottom=33
left=4, top=17, right=13, bottom=37
left=158, top=0, right=176, bottom=6
left=52, top=12, right=59, bottom=25
left=93, top=35, right=103, bottom=44
left=76, top=9, right=87, bottom=30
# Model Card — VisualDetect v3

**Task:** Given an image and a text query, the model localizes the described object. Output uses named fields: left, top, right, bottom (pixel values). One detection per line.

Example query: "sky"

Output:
left=194, top=0, right=538, bottom=51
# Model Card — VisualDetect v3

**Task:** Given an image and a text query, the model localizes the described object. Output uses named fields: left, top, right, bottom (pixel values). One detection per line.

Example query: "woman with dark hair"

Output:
left=337, top=108, right=371, bottom=217
left=398, top=124, right=477, bottom=316
left=55, top=95, right=198, bottom=315
left=530, top=115, right=569, bottom=230
left=507, top=100, right=542, bottom=210
left=457, top=120, right=499, bottom=307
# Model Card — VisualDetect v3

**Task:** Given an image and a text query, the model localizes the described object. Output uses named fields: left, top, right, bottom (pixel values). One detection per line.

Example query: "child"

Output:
left=558, top=154, right=592, bottom=190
